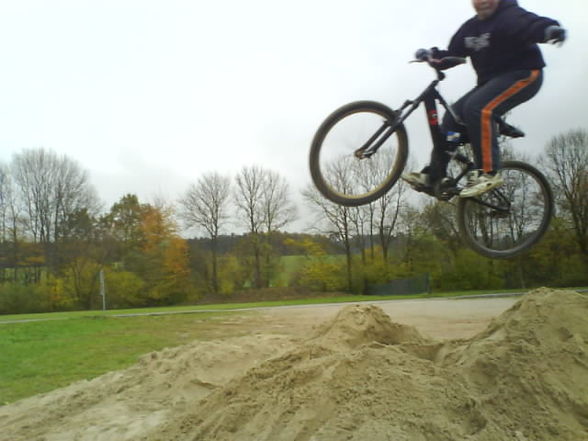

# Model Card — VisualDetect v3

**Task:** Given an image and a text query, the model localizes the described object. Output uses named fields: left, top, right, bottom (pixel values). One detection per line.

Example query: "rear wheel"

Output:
left=457, top=160, right=553, bottom=258
left=309, top=101, right=408, bottom=207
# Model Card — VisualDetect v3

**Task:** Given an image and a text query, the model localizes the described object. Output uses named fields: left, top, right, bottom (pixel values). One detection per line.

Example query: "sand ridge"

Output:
left=1, top=288, right=586, bottom=440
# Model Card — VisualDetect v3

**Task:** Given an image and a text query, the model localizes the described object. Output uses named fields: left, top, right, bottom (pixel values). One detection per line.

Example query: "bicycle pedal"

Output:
left=433, top=179, right=458, bottom=201
left=435, top=191, right=454, bottom=202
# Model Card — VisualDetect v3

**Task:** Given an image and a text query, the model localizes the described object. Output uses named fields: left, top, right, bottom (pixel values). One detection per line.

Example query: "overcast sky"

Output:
left=0, top=0, right=586, bottom=231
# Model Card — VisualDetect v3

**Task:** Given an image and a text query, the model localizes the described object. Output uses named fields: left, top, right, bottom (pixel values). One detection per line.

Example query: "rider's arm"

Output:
left=499, top=5, right=564, bottom=44
left=428, top=20, right=472, bottom=61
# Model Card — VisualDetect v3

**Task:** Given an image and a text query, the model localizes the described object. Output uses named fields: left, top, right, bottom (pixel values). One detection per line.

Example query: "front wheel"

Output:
left=456, top=160, right=554, bottom=259
left=309, top=101, right=408, bottom=207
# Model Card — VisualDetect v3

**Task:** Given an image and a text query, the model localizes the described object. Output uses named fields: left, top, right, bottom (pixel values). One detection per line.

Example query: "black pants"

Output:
left=428, top=69, right=543, bottom=181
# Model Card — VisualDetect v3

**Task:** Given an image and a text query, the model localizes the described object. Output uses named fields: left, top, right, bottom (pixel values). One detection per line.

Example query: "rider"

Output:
left=402, top=0, right=566, bottom=197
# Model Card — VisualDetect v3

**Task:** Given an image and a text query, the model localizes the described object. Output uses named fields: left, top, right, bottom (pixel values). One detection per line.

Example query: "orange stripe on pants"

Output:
left=480, top=70, right=540, bottom=172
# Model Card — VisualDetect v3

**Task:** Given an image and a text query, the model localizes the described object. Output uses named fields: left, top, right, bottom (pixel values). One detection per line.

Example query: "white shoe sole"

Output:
left=460, top=180, right=503, bottom=198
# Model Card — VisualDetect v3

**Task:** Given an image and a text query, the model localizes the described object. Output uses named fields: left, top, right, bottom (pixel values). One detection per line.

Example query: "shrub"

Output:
left=0, top=283, right=49, bottom=314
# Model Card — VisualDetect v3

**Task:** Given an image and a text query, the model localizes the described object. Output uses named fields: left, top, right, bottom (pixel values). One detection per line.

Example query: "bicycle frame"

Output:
left=357, top=68, right=512, bottom=211
left=358, top=69, right=462, bottom=160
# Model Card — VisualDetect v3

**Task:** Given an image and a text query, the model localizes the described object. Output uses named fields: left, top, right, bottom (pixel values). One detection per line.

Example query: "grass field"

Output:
left=0, top=311, right=239, bottom=404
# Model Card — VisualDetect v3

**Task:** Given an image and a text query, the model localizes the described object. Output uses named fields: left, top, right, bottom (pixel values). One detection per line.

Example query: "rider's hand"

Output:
left=415, top=48, right=432, bottom=61
left=544, top=25, right=567, bottom=45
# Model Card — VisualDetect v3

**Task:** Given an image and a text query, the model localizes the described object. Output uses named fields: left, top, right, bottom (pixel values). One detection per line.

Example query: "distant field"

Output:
left=272, top=255, right=306, bottom=286
left=272, top=254, right=344, bottom=287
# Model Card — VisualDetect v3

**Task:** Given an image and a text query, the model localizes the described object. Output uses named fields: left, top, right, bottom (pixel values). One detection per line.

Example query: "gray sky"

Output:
left=1, top=0, right=586, bottom=231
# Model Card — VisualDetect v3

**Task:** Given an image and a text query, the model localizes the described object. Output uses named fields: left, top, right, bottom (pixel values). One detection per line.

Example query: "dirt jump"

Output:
left=1, top=288, right=587, bottom=440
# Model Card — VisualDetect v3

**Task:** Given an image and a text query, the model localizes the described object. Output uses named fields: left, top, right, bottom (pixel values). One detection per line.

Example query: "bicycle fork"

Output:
left=353, top=122, right=397, bottom=159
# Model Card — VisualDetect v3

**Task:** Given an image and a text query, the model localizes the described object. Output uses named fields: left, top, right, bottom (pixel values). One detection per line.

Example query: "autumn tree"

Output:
left=101, top=196, right=194, bottom=305
left=139, top=202, right=193, bottom=304
left=100, top=194, right=146, bottom=265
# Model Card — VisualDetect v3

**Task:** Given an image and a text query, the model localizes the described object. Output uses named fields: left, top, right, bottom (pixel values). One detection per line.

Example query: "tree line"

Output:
left=0, top=129, right=587, bottom=314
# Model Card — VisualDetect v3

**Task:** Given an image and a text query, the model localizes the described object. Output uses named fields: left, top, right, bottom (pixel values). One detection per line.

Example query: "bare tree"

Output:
left=260, top=170, right=296, bottom=286
left=11, top=148, right=100, bottom=271
left=261, top=170, right=296, bottom=233
left=421, top=200, right=461, bottom=256
left=302, top=159, right=358, bottom=291
left=234, top=166, right=265, bottom=234
left=368, top=152, right=410, bottom=262
left=0, top=164, right=11, bottom=243
left=178, top=172, right=231, bottom=293
left=339, top=152, right=409, bottom=264
left=542, top=129, right=588, bottom=255
left=234, top=165, right=296, bottom=288
left=12, top=149, right=54, bottom=243
left=303, top=184, right=355, bottom=291
left=0, top=165, right=19, bottom=281
left=53, top=155, right=100, bottom=242
left=234, top=166, right=265, bottom=288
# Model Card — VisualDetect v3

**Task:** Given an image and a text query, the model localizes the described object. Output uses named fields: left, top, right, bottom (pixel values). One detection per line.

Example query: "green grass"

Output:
left=0, top=312, right=235, bottom=404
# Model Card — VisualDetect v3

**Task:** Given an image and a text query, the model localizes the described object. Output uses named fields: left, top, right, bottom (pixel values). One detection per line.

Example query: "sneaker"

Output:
left=460, top=171, right=504, bottom=198
left=401, top=172, right=429, bottom=188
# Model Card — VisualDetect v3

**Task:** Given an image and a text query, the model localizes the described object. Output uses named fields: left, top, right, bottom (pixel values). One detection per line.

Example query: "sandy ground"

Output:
left=255, top=296, right=519, bottom=340
left=1, top=290, right=587, bottom=441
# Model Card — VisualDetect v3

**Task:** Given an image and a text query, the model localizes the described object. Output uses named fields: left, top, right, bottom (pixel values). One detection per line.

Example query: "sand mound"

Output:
left=1, top=288, right=587, bottom=441
left=0, top=334, right=298, bottom=441
left=311, top=303, right=430, bottom=349
left=146, top=289, right=588, bottom=441
left=440, top=288, right=588, bottom=440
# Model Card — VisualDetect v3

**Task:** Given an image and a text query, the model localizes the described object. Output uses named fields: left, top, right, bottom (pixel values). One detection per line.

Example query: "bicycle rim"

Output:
left=309, top=101, right=408, bottom=207
left=457, top=161, right=553, bottom=259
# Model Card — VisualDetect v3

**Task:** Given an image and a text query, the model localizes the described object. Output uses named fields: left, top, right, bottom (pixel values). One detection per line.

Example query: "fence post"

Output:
left=99, top=269, right=106, bottom=311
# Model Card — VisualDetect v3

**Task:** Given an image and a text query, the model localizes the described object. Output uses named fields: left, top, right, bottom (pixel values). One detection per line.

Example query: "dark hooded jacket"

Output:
left=434, top=0, right=560, bottom=85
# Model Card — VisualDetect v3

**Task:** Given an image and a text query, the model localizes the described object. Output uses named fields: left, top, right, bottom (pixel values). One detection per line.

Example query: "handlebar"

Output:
left=410, top=56, right=467, bottom=81
left=410, top=56, right=467, bottom=69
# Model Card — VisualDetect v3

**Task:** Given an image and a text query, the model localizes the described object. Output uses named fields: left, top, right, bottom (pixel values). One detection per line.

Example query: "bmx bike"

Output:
left=309, top=58, right=553, bottom=259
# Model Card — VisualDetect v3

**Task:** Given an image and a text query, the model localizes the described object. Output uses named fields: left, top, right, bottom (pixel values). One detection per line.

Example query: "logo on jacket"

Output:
left=465, top=33, right=491, bottom=51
